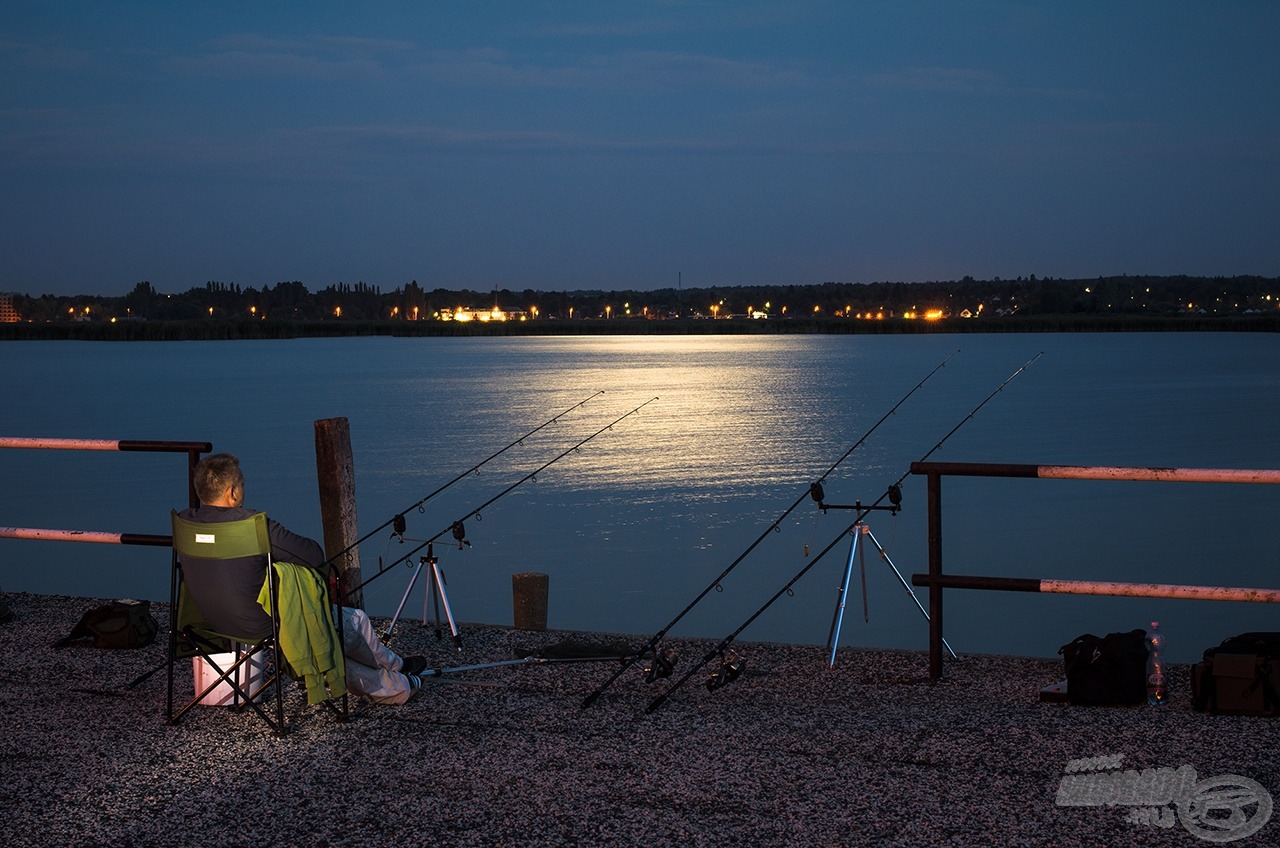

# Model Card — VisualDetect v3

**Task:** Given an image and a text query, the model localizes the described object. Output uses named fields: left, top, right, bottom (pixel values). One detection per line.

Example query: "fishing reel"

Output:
left=643, top=647, right=678, bottom=684
left=809, top=481, right=903, bottom=515
left=706, top=650, right=745, bottom=691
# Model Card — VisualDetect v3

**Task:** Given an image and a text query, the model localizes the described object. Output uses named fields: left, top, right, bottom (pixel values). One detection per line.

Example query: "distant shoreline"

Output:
left=3, top=314, right=1278, bottom=341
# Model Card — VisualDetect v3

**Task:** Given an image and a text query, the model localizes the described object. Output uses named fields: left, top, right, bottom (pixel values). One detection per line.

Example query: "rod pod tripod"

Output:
left=825, top=519, right=958, bottom=667
left=811, top=486, right=957, bottom=665
left=382, top=542, right=462, bottom=649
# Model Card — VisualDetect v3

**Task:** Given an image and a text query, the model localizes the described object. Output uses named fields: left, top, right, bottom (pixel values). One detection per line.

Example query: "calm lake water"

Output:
left=2, top=332, right=1278, bottom=663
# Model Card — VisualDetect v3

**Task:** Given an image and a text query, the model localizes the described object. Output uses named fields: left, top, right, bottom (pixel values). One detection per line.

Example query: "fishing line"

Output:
left=644, top=352, right=1043, bottom=714
left=581, top=350, right=958, bottom=709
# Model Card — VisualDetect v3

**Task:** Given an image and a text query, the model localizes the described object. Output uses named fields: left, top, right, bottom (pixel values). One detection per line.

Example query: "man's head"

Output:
left=194, top=453, right=245, bottom=507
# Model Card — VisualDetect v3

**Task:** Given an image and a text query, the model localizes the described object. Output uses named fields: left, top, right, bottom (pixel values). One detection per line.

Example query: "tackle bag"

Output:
left=54, top=599, right=159, bottom=650
left=1191, top=632, right=1280, bottom=716
left=1058, top=629, right=1148, bottom=706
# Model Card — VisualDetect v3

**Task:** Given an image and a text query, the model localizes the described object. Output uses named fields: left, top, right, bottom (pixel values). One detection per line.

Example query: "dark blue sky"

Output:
left=3, top=2, right=1277, bottom=296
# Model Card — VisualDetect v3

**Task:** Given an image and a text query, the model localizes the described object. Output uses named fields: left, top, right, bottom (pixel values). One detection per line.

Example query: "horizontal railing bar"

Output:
left=911, top=572, right=1280, bottom=603
left=0, top=437, right=212, bottom=453
left=0, top=527, right=172, bottom=547
left=910, top=573, right=1041, bottom=592
left=910, top=461, right=1280, bottom=485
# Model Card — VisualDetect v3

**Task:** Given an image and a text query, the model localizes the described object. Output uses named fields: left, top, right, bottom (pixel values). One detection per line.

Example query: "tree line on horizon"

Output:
left=6, top=274, right=1279, bottom=324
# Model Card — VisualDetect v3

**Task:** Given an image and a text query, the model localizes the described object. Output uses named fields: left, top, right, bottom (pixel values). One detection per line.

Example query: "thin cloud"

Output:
left=320, top=35, right=416, bottom=53
left=279, top=123, right=856, bottom=156
left=0, top=35, right=92, bottom=71
left=525, top=19, right=687, bottom=38
left=414, top=48, right=810, bottom=92
left=863, top=66, right=998, bottom=93
left=169, top=33, right=407, bottom=81
left=860, top=65, right=1102, bottom=103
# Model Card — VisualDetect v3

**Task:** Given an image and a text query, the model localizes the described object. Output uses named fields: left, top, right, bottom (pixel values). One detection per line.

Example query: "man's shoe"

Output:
left=401, top=655, right=429, bottom=676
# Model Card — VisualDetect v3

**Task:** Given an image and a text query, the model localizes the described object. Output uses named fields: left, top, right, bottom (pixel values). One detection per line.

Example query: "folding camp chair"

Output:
left=167, top=510, right=348, bottom=735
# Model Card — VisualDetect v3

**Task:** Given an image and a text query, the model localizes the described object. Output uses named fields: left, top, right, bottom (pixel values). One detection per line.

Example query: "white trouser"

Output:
left=338, top=607, right=413, bottom=705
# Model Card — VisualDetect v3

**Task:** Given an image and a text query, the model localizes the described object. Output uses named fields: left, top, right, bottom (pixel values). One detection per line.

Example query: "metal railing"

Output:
left=0, top=437, right=211, bottom=548
left=908, top=461, right=1280, bottom=680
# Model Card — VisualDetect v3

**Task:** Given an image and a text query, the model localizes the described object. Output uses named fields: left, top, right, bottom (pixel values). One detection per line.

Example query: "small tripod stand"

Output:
left=812, top=488, right=957, bottom=667
left=384, top=543, right=462, bottom=651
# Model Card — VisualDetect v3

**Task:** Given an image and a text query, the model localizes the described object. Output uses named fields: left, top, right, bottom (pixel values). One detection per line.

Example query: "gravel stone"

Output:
left=1, top=592, right=1276, bottom=847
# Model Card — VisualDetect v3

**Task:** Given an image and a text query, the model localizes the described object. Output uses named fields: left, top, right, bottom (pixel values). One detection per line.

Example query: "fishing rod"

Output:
left=323, top=391, right=604, bottom=573
left=581, top=350, right=959, bottom=709
left=417, top=652, right=632, bottom=678
left=346, top=396, right=660, bottom=600
left=644, top=352, right=1043, bottom=713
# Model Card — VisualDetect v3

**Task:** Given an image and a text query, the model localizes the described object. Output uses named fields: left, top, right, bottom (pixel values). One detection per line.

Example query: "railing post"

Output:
left=315, top=417, right=363, bottom=609
left=186, top=448, right=201, bottom=509
left=927, top=470, right=944, bottom=681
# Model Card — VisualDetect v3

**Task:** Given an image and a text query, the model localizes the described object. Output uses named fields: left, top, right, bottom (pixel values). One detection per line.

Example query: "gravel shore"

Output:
left=1, top=591, right=1276, bottom=847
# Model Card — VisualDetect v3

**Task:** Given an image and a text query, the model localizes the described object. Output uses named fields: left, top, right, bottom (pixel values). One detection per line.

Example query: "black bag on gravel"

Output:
left=54, top=599, right=159, bottom=650
left=1191, top=633, right=1280, bottom=716
left=1058, top=630, right=1148, bottom=706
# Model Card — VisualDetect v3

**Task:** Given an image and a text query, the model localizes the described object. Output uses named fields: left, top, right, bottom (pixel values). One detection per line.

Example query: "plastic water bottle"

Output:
left=1146, top=621, right=1167, bottom=706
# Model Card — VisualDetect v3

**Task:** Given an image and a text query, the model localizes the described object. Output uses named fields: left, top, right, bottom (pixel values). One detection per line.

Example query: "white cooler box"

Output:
left=192, top=651, right=267, bottom=706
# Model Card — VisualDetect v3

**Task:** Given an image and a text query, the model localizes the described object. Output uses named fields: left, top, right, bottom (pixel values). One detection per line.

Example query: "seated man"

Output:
left=178, top=453, right=428, bottom=705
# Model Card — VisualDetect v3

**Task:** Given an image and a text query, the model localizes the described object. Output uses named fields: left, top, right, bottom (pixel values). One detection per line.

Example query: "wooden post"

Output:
left=927, top=471, right=943, bottom=682
left=315, top=417, right=363, bottom=608
left=512, top=572, right=549, bottom=630
left=187, top=448, right=202, bottom=509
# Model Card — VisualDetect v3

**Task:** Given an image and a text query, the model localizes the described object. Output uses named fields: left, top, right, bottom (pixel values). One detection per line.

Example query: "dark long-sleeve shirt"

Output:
left=177, top=505, right=325, bottom=640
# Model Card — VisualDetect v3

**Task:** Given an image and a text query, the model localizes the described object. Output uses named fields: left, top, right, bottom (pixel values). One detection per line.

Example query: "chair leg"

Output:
left=174, top=639, right=289, bottom=734
left=167, top=558, right=181, bottom=725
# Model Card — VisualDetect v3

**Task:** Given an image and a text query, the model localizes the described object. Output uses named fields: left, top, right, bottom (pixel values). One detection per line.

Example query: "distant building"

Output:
left=0, top=293, right=19, bottom=323
left=438, top=306, right=529, bottom=322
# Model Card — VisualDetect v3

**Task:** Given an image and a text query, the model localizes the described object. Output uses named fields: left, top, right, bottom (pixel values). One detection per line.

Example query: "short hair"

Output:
left=194, top=453, right=244, bottom=505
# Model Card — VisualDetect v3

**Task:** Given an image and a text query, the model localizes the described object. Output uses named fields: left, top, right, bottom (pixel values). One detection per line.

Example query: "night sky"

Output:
left=3, top=2, right=1277, bottom=297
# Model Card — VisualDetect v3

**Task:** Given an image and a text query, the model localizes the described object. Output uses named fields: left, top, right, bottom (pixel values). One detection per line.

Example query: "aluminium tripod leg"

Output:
left=424, top=559, right=443, bottom=640
left=429, top=560, right=462, bottom=651
left=864, top=527, right=958, bottom=660
left=827, top=525, right=865, bottom=667
left=382, top=559, right=425, bottom=644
